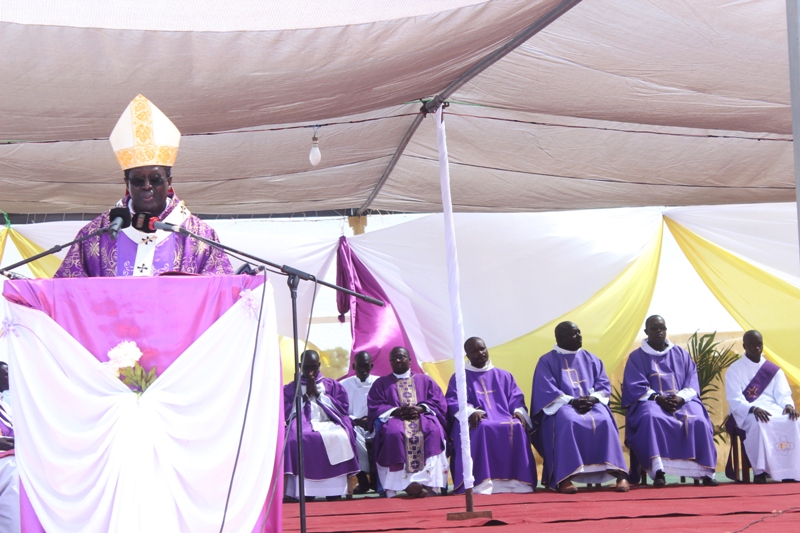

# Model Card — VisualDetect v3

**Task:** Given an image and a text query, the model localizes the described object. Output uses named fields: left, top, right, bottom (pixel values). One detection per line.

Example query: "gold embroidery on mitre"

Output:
left=111, top=95, right=181, bottom=170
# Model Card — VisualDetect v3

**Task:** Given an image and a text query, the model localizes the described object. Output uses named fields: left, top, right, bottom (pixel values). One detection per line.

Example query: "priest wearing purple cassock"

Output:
left=446, top=337, right=537, bottom=494
left=284, top=350, right=360, bottom=500
left=622, top=315, right=718, bottom=487
left=368, top=346, right=448, bottom=498
left=531, top=322, right=629, bottom=494
left=725, top=330, right=800, bottom=483
left=55, top=95, right=232, bottom=278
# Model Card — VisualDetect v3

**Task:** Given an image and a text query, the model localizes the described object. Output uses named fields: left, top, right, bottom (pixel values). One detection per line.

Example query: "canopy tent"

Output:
left=1, top=0, right=797, bottom=216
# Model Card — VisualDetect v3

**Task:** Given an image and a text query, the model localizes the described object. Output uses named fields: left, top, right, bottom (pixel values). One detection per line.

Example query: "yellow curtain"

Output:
left=7, top=229, right=61, bottom=278
left=665, top=217, right=800, bottom=384
left=0, top=228, right=7, bottom=266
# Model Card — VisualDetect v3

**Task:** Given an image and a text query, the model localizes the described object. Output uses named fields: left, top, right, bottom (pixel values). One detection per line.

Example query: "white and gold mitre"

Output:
left=109, top=94, right=181, bottom=170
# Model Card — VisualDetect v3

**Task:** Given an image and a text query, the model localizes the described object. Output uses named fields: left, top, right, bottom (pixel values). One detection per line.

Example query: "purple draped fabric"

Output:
left=367, top=373, right=446, bottom=468
left=621, top=345, right=717, bottom=474
left=531, top=349, right=626, bottom=489
left=336, top=236, right=421, bottom=377
left=54, top=194, right=233, bottom=278
left=445, top=367, right=536, bottom=493
left=4, top=275, right=263, bottom=376
left=4, top=275, right=281, bottom=533
left=283, top=377, right=360, bottom=480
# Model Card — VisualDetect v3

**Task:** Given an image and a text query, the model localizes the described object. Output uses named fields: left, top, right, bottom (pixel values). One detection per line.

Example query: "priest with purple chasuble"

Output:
left=445, top=337, right=536, bottom=494
left=283, top=350, right=360, bottom=500
left=368, top=347, right=448, bottom=498
left=531, top=322, right=629, bottom=493
left=622, top=315, right=718, bottom=487
left=725, top=330, right=800, bottom=483
left=54, top=94, right=232, bottom=278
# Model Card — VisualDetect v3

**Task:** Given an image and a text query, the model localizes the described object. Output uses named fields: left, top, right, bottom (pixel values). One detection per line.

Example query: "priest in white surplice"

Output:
left=284, top=351, right=360, bottom=500
left=339, top=351, right=378, bottom=494
left=725, top=330, right=800, bottom=483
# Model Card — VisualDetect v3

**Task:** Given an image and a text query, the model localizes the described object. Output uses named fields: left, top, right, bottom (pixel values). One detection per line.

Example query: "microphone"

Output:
left=153, top=221, right=183, bottom=234
left=107, top=207, right=132, bottom=240
left=131, top=212, right=158, bottom=233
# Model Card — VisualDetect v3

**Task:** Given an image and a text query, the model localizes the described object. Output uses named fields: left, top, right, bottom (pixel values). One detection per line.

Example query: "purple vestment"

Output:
left=621, top=345, right=716, bottom=475
left=367, top=373, right=446, bottom=469
left=283, top=377, right=359, bottom=481
left=445, top=367, right=537, bottom=493
left=54, top=194, right=232, bottom=278
left=531, top=349, right=626, bottom=489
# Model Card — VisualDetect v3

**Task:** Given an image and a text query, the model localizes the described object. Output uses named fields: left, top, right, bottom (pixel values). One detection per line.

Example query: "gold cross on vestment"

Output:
left=500, top=418, right=521, bottom=447
left=580, top=412, right=597, bottom=434
left=674, top=409, right=697, bottom=437
left=563, top=358, right=586, bottom=397
left=475, top=377, right=495, bottom=410
left=649, top=361, right=679, bottom=395
left=745, top=385, right=759, bottom=398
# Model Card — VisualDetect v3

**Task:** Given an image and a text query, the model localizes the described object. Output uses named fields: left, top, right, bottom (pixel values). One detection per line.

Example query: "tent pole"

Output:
left=786, top=0, right=800, bottom=260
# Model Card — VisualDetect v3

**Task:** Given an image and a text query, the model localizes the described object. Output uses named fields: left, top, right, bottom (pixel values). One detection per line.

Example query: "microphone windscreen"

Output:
left=131, top=212, right=157, bottom=233
left=109, top=207, right=132, bottom=229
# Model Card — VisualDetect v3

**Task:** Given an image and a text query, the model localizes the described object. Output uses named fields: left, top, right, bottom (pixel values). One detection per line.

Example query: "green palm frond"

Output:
left=686, top=331, right=740, bottom=425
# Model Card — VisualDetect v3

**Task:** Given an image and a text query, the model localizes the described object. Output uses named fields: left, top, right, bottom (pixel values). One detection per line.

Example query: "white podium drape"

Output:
left=1, top=282, right=281, bottom=532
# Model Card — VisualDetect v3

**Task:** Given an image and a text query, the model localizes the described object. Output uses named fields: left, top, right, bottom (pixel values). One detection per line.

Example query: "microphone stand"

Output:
left=0, top=226, right=111, bottom=279
left=165, top=224, right=383, bottom=533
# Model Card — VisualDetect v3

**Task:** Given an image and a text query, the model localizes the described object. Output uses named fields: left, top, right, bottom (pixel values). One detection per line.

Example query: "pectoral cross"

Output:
left=649, top=361, right=678, bottom=395
left=563, top=358, right=586, bottom=397
left=675, top=409, right=697, bottom=437
left=475, top=377, right=495, bottom=410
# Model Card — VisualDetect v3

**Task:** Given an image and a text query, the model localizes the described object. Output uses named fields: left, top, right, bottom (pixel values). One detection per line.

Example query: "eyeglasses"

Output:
left=128, top=176, right=166, bottom=188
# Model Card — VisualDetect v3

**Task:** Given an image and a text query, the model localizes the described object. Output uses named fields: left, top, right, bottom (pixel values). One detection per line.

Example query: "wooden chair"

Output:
left=724, top=415, right=752, bottom=482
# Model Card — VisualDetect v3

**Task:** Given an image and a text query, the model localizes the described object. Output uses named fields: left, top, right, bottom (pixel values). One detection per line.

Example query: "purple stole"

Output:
left=743, top=360, right=780, bottom=402
left=397, top=377, right=424, bottom=473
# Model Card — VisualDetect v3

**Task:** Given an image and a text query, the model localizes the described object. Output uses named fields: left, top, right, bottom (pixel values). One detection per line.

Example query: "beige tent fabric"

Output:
left=0, top=0, right=796, bottom=215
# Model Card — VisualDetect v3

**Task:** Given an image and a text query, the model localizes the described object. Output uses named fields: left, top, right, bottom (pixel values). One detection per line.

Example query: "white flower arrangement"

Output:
left=103, top=340, right=156, bottom=395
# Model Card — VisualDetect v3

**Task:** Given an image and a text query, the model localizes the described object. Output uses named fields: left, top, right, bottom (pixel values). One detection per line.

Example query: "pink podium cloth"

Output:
left=3, top=275, right=282, bottom=533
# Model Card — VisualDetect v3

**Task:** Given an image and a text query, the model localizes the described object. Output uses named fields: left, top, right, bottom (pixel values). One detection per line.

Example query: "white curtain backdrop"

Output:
left=2, top=282, right=281, bottom=532
left=664, top=203, right=800, bottom=285
left=349, top=208, right=663, bottom=364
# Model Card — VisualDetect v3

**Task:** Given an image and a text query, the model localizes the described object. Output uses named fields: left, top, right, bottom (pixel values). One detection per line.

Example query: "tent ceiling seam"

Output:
left=357, top=0, right=584, bottom=214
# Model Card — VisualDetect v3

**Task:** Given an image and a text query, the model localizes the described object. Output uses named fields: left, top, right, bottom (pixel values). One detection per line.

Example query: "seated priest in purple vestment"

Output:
left=54, top=94, right=232, bottom=278
left=0, top=362, right=19, bottom=533
left=622, top=315, right=718, bottom=487
left=445, top=337, right=537, bottom=494
left=725, top=330, right=800, bottom=483
left=367, top=347, right=448, bottom=498
left=531, top=322, right=629, bottom=494
left=284, top=351, right=360, bottom=501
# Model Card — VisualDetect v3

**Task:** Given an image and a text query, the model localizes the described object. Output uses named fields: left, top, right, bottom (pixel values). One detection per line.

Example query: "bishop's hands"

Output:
left=655, top=394, right=685, bottom=413
left=391, top=405, right=424, bottom=421
left=570, top=396, right=599, bottom=414
left=784, top=404, right=799, bottom=421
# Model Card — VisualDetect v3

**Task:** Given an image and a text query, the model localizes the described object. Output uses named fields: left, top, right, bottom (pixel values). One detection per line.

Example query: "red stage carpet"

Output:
left=283, top=483, right=800, bottom=532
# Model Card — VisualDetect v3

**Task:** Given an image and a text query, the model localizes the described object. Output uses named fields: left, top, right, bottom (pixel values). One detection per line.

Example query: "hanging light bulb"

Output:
left=309, top=126, right=321, bottom=166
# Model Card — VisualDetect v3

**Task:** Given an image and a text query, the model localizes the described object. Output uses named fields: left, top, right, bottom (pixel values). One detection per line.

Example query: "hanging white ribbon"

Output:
left=435, top=105, right=473, bottom=490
